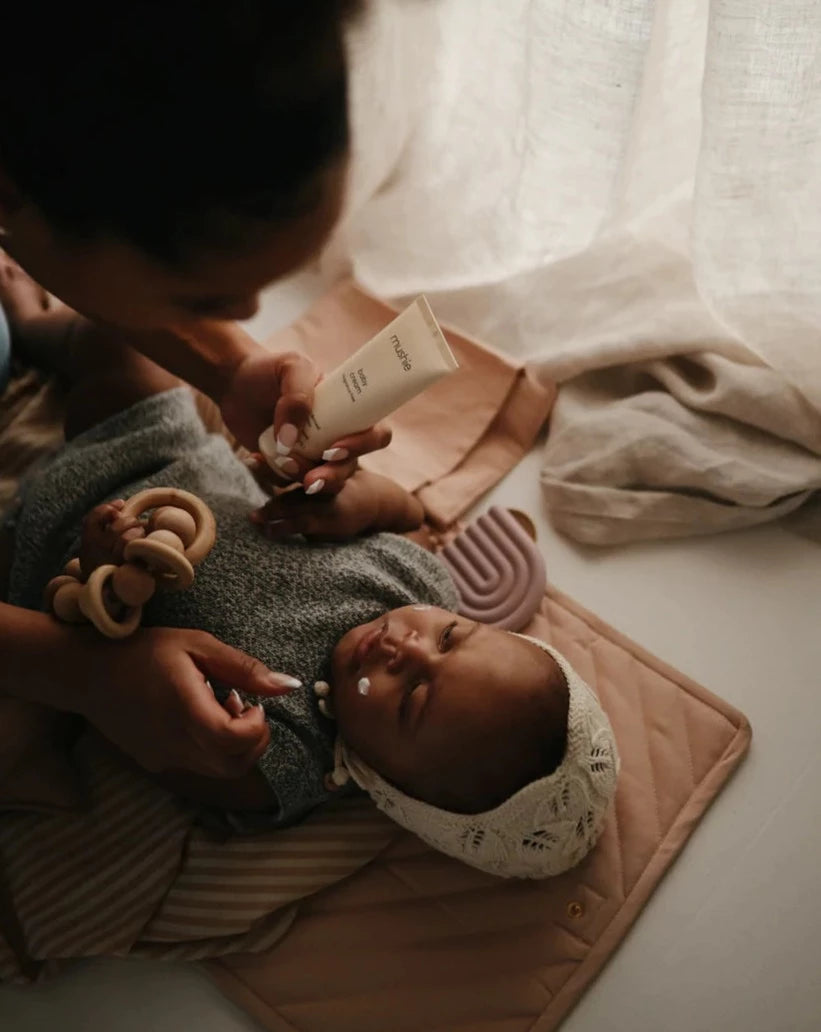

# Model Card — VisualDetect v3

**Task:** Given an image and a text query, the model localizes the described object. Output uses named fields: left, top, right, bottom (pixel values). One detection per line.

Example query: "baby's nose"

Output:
left=395, top=631, right=433, bottom=673
left=381, top=628, right=429, bottom=672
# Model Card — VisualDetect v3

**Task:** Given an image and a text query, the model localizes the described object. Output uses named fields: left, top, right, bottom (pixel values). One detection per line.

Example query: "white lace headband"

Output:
left=321, top=635, right=620, bottom=879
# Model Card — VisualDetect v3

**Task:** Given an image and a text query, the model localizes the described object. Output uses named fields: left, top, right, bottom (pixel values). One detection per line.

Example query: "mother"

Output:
left=0, top=1, right=387, bottom=779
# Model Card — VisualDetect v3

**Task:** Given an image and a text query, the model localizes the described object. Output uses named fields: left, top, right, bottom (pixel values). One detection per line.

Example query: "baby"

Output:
left=327, top=612, right=619, bottom=876
left=7, top=320, right=618, bottom=880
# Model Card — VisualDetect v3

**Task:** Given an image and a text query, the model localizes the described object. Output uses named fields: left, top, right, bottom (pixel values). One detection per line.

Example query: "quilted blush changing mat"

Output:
left=208, top=584, right=751, bottom=1032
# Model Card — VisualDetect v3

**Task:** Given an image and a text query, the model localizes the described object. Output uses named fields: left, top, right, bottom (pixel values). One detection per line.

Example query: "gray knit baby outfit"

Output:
left=8, top=388, right=457, bottom=826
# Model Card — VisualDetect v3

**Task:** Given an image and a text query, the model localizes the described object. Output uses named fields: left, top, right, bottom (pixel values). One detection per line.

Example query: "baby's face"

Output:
left=331, top=606, right=564, bottom=813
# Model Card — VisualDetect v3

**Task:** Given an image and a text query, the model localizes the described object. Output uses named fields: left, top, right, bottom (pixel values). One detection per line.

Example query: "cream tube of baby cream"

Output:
left=258, top=296, right=458, bottom=464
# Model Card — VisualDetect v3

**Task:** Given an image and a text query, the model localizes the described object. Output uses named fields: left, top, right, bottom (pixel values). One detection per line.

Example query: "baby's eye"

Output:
left=438, top=621, right=458, bottom=652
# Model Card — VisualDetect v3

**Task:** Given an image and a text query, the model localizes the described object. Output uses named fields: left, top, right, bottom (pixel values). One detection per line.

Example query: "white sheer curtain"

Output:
left=324, top=0, right=821, bottom=541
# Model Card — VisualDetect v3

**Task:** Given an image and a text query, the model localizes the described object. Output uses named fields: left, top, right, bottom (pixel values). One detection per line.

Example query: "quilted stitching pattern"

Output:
left=212, top=588, right=751, bottom=1032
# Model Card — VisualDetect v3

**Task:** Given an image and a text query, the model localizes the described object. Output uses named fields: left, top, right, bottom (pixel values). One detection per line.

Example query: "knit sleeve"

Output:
left=253, top=706, right=332, bottom=825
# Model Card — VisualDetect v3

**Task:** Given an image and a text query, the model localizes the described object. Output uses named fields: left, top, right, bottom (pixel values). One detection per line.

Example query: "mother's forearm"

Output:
left=0, top=601, right=89, bottom=713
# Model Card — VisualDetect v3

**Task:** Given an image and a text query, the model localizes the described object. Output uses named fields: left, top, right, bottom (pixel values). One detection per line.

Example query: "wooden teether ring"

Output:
left=78, top=564, right=142, bottom=639
left=44, top=577, right=86, bottom=623
left=123, top=537, right=195, bottom=591
left=119, top=488, right=216, bottom=566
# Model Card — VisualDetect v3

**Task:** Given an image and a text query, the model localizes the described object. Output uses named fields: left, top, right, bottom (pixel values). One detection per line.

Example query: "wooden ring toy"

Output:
left=123, top=537, right=195, bottom=590
left=78, top=564, right=142, bottom=639
left=120, top=488, right=216, bottom=566
left=44, top=488, right=216, bottom=638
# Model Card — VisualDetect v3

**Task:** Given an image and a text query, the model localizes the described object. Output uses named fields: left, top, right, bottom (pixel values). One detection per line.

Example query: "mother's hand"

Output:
left=221, top=346, right=392, bottom=497
left=140, top=320, right=391, bottom=497
left=73, top=626, right=299, bottom=778
left=219, top=346, right=318, bottom=454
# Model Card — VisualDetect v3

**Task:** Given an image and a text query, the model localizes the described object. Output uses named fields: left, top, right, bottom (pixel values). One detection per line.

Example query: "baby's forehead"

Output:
left=459, top=625, right=557, bottom=684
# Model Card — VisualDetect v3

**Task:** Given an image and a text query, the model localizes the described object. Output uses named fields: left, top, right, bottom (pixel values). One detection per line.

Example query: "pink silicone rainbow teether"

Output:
left=438, top=507, right=546, bottom=631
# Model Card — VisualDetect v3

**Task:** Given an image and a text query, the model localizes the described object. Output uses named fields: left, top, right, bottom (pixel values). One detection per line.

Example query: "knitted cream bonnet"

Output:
left=322, top=635, right=620, bottom=879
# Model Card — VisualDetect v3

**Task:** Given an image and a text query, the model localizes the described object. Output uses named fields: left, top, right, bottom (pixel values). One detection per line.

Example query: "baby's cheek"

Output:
left=335, top=680, right=393, bottom=757
left=333, top=680, right=368, bottom=740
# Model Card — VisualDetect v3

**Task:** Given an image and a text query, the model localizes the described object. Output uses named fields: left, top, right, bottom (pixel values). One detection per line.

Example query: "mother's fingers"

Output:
left=292, top=422, right=392, bottom=496
left=248, top=449, right=358, bottom=500
left=325, top=422, right=393, bottom=460
left=302, top=456, right=359, bottom=496
left=271, top=352, right=321, bottom=439
left=245, top=453, right=296, bottom=494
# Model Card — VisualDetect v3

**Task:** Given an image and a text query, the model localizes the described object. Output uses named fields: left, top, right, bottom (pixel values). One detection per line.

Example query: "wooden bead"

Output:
left=63, top=558, right=83, bottom=580
left=149, top=506, right=197, bottom=548
left=145, top=529, right=184, bottom=552
left=120, top=488, right=216, bottom=566
left=111, top=563, right=157, bottom=607
left=52, top=581, right=86, bottom=623
left=44, top=574, right=78, bottom=612
left=123, top=537, right=195, bottom=590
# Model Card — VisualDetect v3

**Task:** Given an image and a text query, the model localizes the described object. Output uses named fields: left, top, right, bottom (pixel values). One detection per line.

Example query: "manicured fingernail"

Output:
left=305, top=479, right=325, bottom=496
left=322, top=448, right=349, bottom=462
left=226, top=689, right=244, bottom=716
left=274, top=457, right=299, bottom=477
left=268, top=673, right=302, bottom=690
left=314, top=680, right=330, bottom=697
left=276, top=423, right=298, bottom=455
left=358, top=677, right=370, bottom=696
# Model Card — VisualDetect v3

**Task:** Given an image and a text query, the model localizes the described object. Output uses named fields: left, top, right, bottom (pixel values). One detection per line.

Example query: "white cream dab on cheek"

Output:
left=412, top=604, right=432, bottom=611
left=357, top=677, right=371, bottom=696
